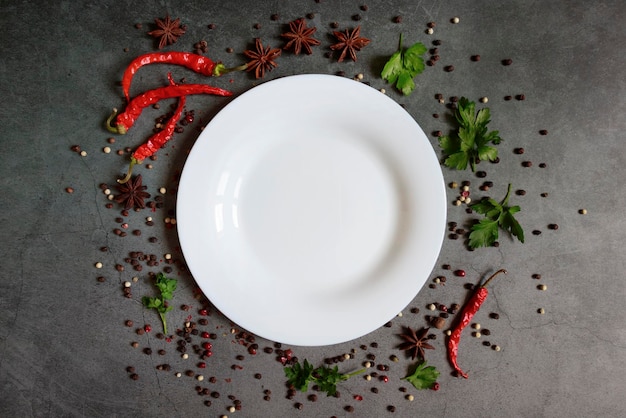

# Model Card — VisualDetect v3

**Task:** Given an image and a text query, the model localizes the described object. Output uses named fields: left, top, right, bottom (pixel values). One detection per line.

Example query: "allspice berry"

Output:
left=431, top=316, right=446, bottom=329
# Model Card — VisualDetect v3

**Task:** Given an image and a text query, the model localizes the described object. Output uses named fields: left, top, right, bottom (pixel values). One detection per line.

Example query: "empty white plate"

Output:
left=177, top=74, right=446, bottom=346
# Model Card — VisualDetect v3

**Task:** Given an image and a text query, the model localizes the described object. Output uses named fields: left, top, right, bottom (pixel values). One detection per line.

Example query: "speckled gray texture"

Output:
left=1, top=0, right=625, bottom=417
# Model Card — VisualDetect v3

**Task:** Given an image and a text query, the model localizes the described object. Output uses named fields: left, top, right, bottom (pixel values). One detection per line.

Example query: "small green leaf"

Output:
left=477, top=145, right=498, bottom=162
left=438, top=135, right=458, bottom=155
left=444, top=151, right=470, bottom=171
left=397, top=72, right=416, bottom=95
left=475, top=107, right=491, bottom=127
left=484, top=129, right=502, bottom=144
left=502, top=210, right=525, bottom=243
left=143, top=273, right=177, bottom=335
left=471, top=199, right=498, bottom=215
left=458, top=127, right=475, bottom=151
left=285, top=359, right=314, bottom=392
left=469, top=219, right=500, bottom=249
left=439, top=97, right=503, bottom=173
left=469, top=184, right=525, bottom=248
left=456, top=98, right=475, bottom=128
left=381, top=34, right=427, bottom=96
left=381, top=51, right=402, bottom=82
left=402, top=361, right=440, bottom=390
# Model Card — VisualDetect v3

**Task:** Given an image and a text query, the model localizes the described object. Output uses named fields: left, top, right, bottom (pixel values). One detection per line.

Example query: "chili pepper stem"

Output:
left=213, top=62, right=248, bottom=76
left=481, top=269, right=507, bottom=288
left=106, top=108, right=127, bottom=134
left=117, top=158, right=139, bottom=184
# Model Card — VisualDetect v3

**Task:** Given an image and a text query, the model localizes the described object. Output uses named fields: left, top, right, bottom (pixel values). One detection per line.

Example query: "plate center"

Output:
left=238, top=134, right=398, bottom=291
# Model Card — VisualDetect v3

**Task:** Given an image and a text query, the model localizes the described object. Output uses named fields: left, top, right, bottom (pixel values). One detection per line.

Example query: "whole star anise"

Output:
left=243, top=38, right=281, bottom=79
left=330, top=26, right=371, bottom=62
left=281, top=18, right=321, bottom=55
left=115, top=174, right=151, bottom=210
left=398, top=326, right=435, bottom=360
left=148, top=15, right=186, bottom=49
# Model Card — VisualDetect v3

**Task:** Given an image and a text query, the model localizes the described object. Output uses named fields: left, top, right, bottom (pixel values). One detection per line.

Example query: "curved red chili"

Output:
left=447, top=269, right=507, bottom=379
left=106, top=82, right=232, bottom=134
left=121, top=52, right=247, bottom=101
left=118, top=94, right=186, bottom=184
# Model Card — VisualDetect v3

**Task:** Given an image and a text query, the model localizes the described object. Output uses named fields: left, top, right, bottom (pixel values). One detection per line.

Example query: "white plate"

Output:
left=177, top=74, right=446, bottom=346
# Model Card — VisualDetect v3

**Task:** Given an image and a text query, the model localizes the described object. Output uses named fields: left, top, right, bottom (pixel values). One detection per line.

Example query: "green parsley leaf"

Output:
left=142, top=273, right=177, bottom=334
left=402, top=361, right=440, bottom=390
left=285, top=359, right=314, bottom=392
left=285, top=360, right=365, bottom=397
left=381, top=34, right=427, bottom=95
left=469, top=184, right=525, bottom=248
left=468, top=218, right=500, bottom=249
left=314, top=365, right=345, bottom=396
left=439, top=97, right=503, bottom=171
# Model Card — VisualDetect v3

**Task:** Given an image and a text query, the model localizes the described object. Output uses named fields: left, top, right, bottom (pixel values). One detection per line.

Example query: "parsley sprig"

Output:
left=439, top=97, right=503, bottom=172
left=142, top=273, right=177, bottom=335
left=381, top=34, right=427, bottom=95
left=285, top=359, right=365, bottom=396
left=402, top=361, right=440, bottom=390
left=469, top=183, right=525, bottom=248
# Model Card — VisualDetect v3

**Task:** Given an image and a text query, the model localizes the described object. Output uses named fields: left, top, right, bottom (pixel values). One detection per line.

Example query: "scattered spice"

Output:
left=115, top=175, right=150, bottom=210
left=330, top=26, right=371, bottom=62
left=148, top=15, right=186, bottom=49
left=243, top=38, right=281, bottom=79
left=281, top=18, right=321, bottom=55
left=397, top=327, right=434, bottom=360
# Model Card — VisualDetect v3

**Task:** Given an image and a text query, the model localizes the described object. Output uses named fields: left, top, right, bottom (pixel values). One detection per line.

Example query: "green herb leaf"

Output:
left=402, top=361, right=440, bottom=390
left=285, top=359, right=365, bottom=397
left=439, top=98, right=503, bottom=171
left=142, top=273, right=177, bottom=334
left=381, top=34, right=427, bottom=95
left=469, top=184, right=525, bottom=248
left=285, top=359, right=314, bottom=392
left=468, top=218, right=500, bottom=249
left=314, top=365, right=345, bottom=396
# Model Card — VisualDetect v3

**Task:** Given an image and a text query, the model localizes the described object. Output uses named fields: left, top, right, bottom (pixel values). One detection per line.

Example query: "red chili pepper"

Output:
left=117, top=93, right=186, bottom=184
left=106, top=82, right=232, bottom=135
left=447, top=269, right=507, bottom=379
left=121, top=52, right=247, bottom=101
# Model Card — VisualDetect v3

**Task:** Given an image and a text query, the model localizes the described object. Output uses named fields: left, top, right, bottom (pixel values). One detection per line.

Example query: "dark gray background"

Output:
left=1, top=0, right=625, bottom=416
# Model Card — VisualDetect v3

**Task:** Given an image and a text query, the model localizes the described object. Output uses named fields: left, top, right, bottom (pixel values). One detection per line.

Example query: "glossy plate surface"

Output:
left=177, top=74, right=446, bottom=346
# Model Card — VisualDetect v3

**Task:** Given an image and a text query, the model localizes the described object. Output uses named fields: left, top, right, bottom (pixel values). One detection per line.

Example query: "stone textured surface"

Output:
left=1, top=0, right=625, bottom=416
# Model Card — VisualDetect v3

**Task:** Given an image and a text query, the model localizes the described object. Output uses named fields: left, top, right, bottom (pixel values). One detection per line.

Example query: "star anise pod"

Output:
left=115, top=174, right=151, bottom=210
left=243, top=38, right=281, bottom=79
left=330, top=26, right=371, bottom=62
left=397, top=326, right=435, bottom=360
left=281, top=18, right=321, bottom=55
left=148, top=15, right=186, bottom=49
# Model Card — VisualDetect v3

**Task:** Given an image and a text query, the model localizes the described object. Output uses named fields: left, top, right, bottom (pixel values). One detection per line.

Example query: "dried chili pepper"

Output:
left=121, top=52, right=246, bottom=101
left=106, top=81, right=232, bottom=135
left=117, top=94, right=186, bottom=184
left=447, top=269, right=507, bottom=378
